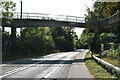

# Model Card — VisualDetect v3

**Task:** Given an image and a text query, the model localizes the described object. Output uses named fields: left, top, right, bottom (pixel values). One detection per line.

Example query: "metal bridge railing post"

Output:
left=76, top=17, right=77, bottom=22
left=27, top=13, right=28, bottom=19
left=37, top=13, right=39, bottom=19
left=57, top=16, right=58, bottom=21
left=17, top=12, right=18, bottom=19
left=66, top=16, right=68, bottom=21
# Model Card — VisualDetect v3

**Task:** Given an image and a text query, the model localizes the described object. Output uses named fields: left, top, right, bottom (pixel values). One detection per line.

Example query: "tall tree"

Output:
left=0, top=0, right=16, bottom=31
left=78, top=2, right=120, bottom=53
left=102, top=2, right=120, bottom=17
left=50, top=27, right=76, bottom=51
left=17, top=27, right=55, bottom=56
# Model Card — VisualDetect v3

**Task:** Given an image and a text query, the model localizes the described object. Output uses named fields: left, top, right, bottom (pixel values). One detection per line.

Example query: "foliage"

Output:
left=0, top=0, right=16, bottom=24
left=2, top=31, right=11, bottom=53
left=102, top=2, right=120, bottom=17
left=101, top=46, right=120, bottom=60
left=51, top=27, right=76, bottom=51
left=101, top=57, right=119, bottom=67
left=77, top=2, right=120, bottom=54
left=76, top=30, right=94, bottom=49
left=16, top=27, right=55, bottom=56
left=99, top=33, right=116, bottom=50
left=85, top=52, right=118, bottom=78
left=1, top=0, right=77, bottom=61
left=2, top=27, right=77, bottom=61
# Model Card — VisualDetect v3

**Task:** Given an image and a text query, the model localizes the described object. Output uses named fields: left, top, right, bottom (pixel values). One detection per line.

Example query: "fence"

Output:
left=13, top=12, right=85, bottom=23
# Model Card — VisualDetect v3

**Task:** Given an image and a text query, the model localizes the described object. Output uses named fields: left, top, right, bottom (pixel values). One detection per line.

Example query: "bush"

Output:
left=103, top=49, right=119, bottom=60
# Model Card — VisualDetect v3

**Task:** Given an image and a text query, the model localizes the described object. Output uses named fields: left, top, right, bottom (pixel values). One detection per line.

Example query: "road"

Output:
left=1, top=49, right=88, bottom=79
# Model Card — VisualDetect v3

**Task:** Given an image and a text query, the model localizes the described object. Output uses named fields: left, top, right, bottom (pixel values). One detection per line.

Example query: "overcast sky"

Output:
left=6, top=0, right=95, bottom=37
left=14, top=0, right=95, bottom=17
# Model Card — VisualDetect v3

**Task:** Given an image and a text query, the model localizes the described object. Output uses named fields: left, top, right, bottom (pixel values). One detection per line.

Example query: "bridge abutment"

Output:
left=2, top=26, right=5, bottom=32
left=11, top=26, right=16, bottom=55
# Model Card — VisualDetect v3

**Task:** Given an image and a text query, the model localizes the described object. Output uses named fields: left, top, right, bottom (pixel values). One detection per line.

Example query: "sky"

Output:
left=6, top=0, right=95, bottom=37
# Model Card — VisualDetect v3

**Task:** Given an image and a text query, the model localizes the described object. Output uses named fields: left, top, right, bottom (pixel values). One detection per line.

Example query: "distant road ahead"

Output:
left=1, top=49, right=88, bottom=79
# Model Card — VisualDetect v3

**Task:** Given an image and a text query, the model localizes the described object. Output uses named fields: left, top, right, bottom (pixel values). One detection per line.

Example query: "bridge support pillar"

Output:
left=11, top=26, right=16, bottom=55
left=2, top=26, right=5, bottom=32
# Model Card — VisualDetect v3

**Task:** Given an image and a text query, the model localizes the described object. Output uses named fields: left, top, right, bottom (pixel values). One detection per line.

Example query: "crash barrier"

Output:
left=90, top=51, right=120, bottom=77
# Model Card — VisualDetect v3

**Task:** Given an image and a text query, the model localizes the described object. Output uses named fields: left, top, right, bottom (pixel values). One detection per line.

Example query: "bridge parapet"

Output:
left=13, top=12, right=85, bottom=23
left=1, top=11, right=120, bottom=28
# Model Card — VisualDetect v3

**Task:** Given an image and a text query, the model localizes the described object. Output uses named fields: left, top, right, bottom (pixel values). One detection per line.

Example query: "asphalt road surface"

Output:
left=1, top=49, right=88, bottom=79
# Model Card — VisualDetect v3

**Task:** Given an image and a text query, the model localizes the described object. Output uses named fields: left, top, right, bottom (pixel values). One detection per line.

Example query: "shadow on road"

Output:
left=2, top=59, right=87, bottom=65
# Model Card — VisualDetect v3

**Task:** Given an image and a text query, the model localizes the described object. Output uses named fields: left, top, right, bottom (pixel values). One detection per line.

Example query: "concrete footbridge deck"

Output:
left=2, top=12, right=100, bottom=28
left=1, top=11, right=120, bottom=28
left=0, top=12, right=113, bottom=28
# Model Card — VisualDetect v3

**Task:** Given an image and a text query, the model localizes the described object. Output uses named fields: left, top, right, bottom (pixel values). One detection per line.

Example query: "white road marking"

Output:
left=0, top=54, right=65, bottom=78
left=0, top=49, right=86, bottom=79
left=0, top=61, right=46, bottom=78
left=0, top=64, right=34, bottom=78
left=44, top=61, right=64, bottom=78
left=43, top=52, right=79, bottom=78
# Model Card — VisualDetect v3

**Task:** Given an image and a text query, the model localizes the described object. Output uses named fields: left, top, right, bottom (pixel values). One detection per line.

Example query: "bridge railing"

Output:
left=1, top=11, right=120, bottom=25
left=13, top=12, right=85, bottom=23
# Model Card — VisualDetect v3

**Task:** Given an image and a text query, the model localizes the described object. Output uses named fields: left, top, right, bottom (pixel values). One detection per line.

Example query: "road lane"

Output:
left=1, top=52, right=62, bottom=76
left=1, top=49, right=88, bottom=79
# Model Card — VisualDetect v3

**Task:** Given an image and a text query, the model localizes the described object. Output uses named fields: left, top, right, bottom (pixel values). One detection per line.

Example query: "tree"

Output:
left=17, top=27, right=55, bottom=56
left=0, top=0, right=16, bottom=31
left=79, top=2, right=120, bottom=53
left=2, top=31, right=11, bottom=54
left=50, top=27, right=76, bottom=51
left=102, top=2, right=120, bottom=17
left=99, top=33, right=116, bottom=50
left=76, top=29, right=95, bottom=49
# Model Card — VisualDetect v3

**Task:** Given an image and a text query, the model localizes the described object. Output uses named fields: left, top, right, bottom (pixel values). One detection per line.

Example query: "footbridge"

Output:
left=1, top=11, right=120, bottom=55
left=2, top=11, right=120, bottom=28
left=1, top=11, right=120, bottom=38
left=1, top=12, right=103, bottom=28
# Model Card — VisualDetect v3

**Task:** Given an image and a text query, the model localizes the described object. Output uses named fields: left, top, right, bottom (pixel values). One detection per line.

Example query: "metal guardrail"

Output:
left=12, top=12, right=85, bottom=23
left=90, top=51, right=120, bottom=77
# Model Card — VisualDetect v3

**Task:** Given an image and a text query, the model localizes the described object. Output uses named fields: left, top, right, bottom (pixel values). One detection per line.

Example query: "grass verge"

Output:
left=101, top=57, right=119, bottom=67
left=85, top=52, right=118, bottom=78
left=93, top=53, right=119, bottom=67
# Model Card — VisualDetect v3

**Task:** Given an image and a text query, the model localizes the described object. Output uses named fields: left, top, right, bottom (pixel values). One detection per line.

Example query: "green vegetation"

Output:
left=0, top=0, right=16, bottom=32
left=102, top=48, right=119, bottom=67
left=85, top=52, right=118, bottom=78
left=101, top=48, right=120, bottom=60
left=1, top=0, right=78, bottom=62
left=81, top=3, right=120, bottom=77
left=1, top=0, right=120, bottom=66
left=0, top=0, right=16, bottom=18
left=93, top=52, right=119, bottom=67
left=50, top=27, right=77, bottom=51
left=101, top=57, right=119, bottom=67
left=2, top=27, right=77, bottom=61
left=76, top=2, right=120, bottom=61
